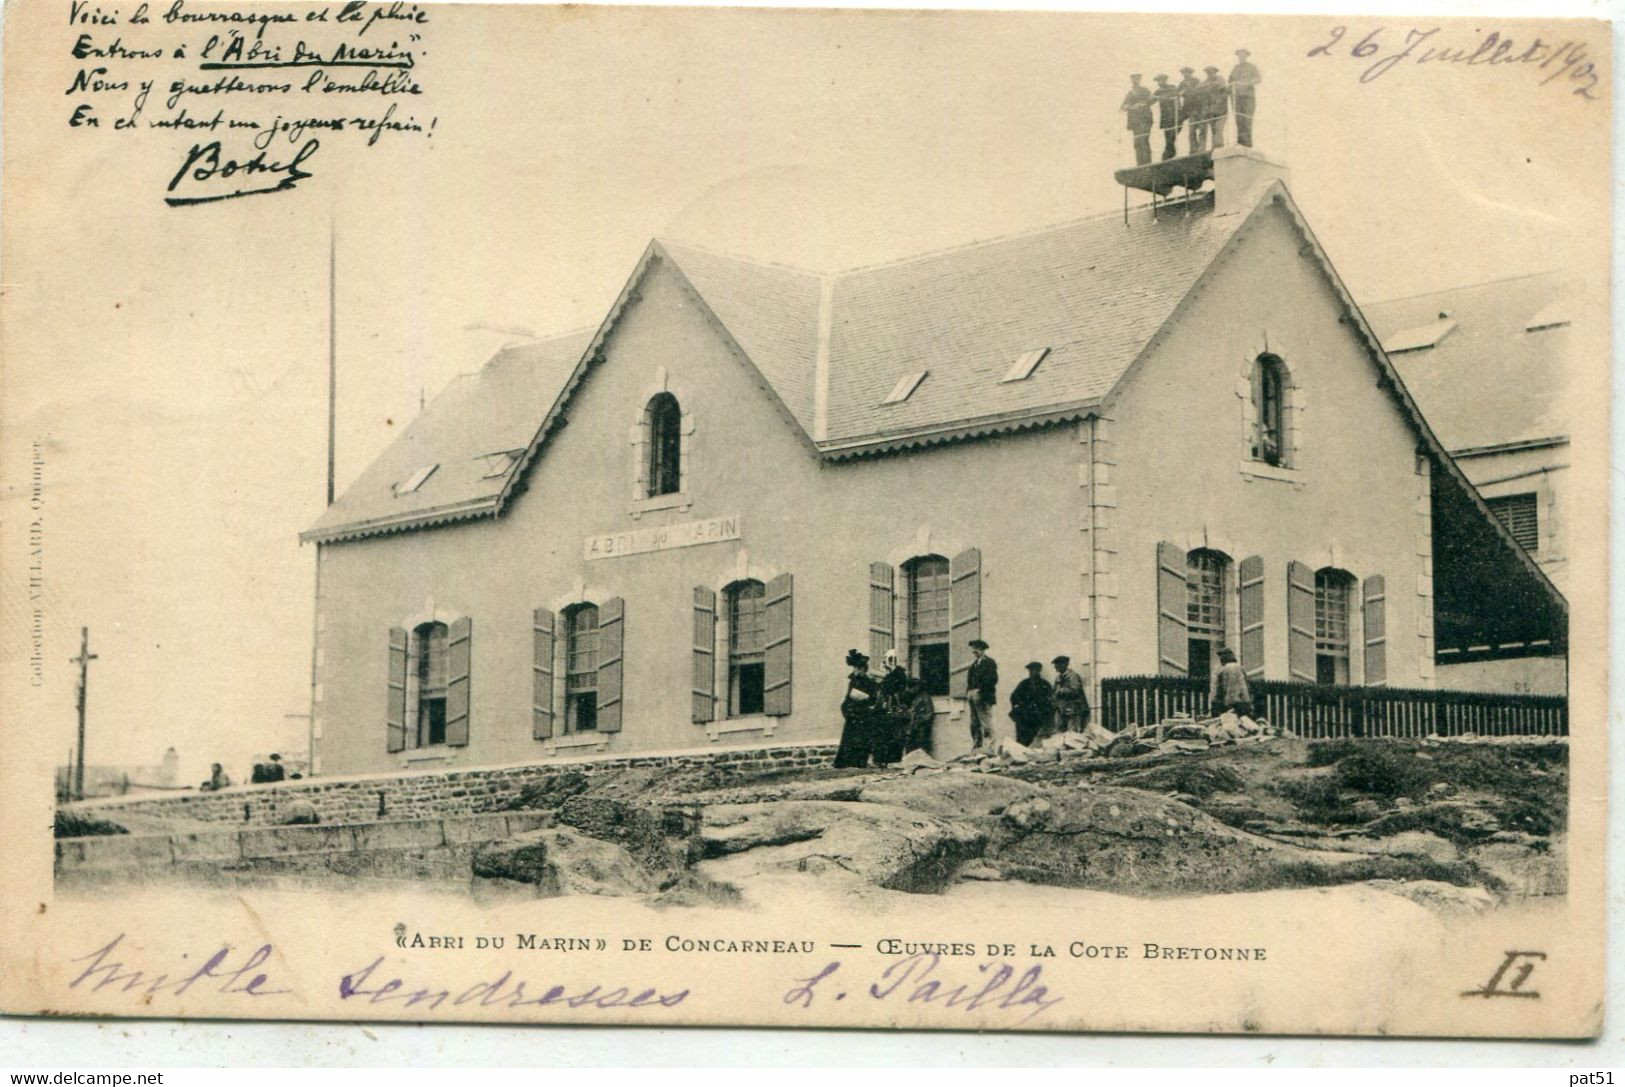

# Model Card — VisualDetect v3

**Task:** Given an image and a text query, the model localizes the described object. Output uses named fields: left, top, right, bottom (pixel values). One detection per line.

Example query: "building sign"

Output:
left=585, top=515, right=741, bottom=560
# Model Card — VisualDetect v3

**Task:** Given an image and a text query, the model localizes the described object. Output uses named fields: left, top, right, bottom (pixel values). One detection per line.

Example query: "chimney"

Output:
left=1213, top=145, right=1291, bottom=217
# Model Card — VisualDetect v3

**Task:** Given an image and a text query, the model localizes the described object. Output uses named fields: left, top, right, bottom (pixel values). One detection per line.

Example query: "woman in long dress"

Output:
left=834, top=648, right=881, bottom=768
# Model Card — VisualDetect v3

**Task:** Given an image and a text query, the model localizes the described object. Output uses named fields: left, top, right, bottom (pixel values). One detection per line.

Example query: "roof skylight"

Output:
left=1524, top=300, right=1572, bottom=332
left=881, top=370, right=929, bottom=405
left=1001, top=347, right=1050, bottom=383
left=1386, top=317, right=1457, bottom=354
left=395, top=464, right=438, bottom=495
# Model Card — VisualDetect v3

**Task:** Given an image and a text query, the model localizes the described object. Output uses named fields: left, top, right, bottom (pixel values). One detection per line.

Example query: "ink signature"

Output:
left=165, top=138, right=318, bottom=206
left=68, top=933, right=293, bottom=1000
left=783, top=954, right=1065, bottom=1022
left=337, top=956, right=690, bottom=1013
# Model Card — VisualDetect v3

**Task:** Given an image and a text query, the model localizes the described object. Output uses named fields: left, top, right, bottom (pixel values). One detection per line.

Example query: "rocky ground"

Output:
left=468, top=734, right=1567, bottom=910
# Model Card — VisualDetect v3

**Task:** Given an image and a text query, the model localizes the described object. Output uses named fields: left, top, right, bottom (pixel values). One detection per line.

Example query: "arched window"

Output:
left=413, top=621, right=449, bottom=746
left=725, top=579, right=767, bottom=716
left=646, top=393, right=682, bottom=497
left=906, top=555, right=951, bottom=695
left=1252, top=354, right=1287, bottom=466
left=1314, top=568, right=1356, bottom=686
left=1185, top=549, right=1230, bottom=686
left=563, top=603, right=601, bottom=732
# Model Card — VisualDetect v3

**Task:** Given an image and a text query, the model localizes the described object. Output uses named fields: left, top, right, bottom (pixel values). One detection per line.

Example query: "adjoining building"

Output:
left=300, top=147, right=1566, bottom=777
left=1365, top=272, right=1571, bottom=694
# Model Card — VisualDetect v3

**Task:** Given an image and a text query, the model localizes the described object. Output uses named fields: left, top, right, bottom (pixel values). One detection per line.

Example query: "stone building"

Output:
left=301, top=148, right=1564, bottom=777
left=1366, top=272, right=1571, bottom=694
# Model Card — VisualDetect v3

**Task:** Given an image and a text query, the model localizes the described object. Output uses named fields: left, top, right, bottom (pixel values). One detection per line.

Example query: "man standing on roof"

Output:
left=1177, top=67, right=1205, bottom=154
left=965, top=639, right=999, bottom=749
left=1201, top=66, right=1230, bottom=149
left=1152, top=74, right=1180, bottom=161
left=1121, top=73, right=1154, bottom=166
left=1230, top=49, right=1261, bottom=147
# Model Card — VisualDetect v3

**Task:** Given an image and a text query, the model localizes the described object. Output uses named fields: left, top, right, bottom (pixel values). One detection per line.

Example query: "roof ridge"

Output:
left=656, top=237, right=829, bottom=278
left=1367, top=268, right=1562, bottom=306
left=832, top=195, right=1215, bottom=276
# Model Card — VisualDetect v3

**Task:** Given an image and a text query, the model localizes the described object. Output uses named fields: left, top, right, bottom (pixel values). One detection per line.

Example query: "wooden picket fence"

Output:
left=1099, top=674, right=1567, bottom=739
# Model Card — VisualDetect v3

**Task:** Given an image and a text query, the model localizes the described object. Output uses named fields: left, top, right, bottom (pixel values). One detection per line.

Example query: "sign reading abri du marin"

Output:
left=584, top=515, right=742, bottom=561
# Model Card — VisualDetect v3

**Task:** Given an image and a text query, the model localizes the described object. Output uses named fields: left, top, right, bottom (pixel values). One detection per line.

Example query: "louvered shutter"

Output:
left=532, top=608, right=556, bottom=739
left=1156, top=541, right=1188, bottom=676
left=597, top=597, right=625, bottom=732
left=763, top=573, right=794, bottom=716
left=387, top=626, right=408, bottom=753
left=947, top=547, right=982, bottom=698
left=692, top=587, right=716, bottom=724
left=445, top=616, right=472, bottom=747
left=868, top=562, right=895, bottom=667
left=1238, top=556, right=1265, bottom=679
left=1287, top=560, right=1316, bottom=682
left=1363, top=575, right=1387, bottom=687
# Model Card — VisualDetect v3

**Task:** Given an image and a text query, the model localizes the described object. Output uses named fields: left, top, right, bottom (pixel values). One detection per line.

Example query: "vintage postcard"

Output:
left=0, top=2, right=1609, bottom=1038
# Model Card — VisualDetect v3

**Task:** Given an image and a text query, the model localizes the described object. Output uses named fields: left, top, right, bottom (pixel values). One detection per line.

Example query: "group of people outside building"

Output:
left=1120, top=49, right=1261, bottom=165
left=833, top=640, right=1092, bottom=768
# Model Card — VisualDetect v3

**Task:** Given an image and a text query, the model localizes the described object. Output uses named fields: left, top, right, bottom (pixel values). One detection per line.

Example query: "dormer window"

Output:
left=645, top=393, right=682, bottom=497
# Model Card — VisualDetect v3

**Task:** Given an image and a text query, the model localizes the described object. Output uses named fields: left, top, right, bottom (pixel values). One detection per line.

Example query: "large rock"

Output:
left=556, top=795, right=684, bottom=880
left=693, top=800, right=985, bottom=893
left=856, top=772, right=1040, bottom=819
left=472, top=828, right=655, bottom=897
left=986, top=785, right=1348, bottom=895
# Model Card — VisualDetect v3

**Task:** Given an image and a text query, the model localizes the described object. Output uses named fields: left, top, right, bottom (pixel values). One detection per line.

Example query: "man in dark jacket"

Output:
left=1121, top=73, right=1154, bottom=166
left=1177, top=67, right=1205, bottom=154
left=1201, top=66, right=1229, bottom=148
left=1152, top=74, right=1180, bottom=160
left=965, top=639, right=999, bottom=749
left=1009, top=662, right=1055, bottom=747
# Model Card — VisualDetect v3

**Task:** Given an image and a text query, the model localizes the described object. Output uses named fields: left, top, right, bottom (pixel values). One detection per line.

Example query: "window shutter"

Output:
left=1362, top=575, right=1387, bottom=687
left=597, top=596, right=625, bottom=732
left=947, top=547, right=982, bottom=698
left=445, top=616, right=472, bottom=747
left=1287, top=560, right=1316, bottom=683
left=387, top=626, right=408, bottom=753
left=1238, top=555, right=1265, bottom=679
left=763, top=573, right=794, bottom=716
left=692, top=587, right=716, bottom=724
left=532, top=608, right=555, bottom=739
left=868, top=562, right=895, bottom=667
left=1156, top=540, right=1188, bottom=676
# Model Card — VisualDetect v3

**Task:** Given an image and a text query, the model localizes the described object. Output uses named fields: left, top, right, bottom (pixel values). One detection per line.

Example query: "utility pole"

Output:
left=70, top=627, right=97, bottom=801
left=327, top=221, right=338, bottom=507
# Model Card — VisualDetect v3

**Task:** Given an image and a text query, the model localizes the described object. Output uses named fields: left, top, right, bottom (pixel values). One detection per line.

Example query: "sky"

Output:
left=2, top=4, right=1610, bottom=787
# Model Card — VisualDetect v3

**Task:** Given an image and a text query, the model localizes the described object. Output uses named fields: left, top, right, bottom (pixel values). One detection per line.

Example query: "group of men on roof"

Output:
left=1120, top=49, right=1261, bottom=166
left=832, top=640, right=1091, bottom=768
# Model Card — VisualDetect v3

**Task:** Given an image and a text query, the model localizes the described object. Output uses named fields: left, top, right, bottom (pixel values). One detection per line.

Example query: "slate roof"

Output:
left=659, top=242, right=824, bottom=435
left=304, top=330, right=595, bottom=541
left=1364, top=271, right=1570, bottom=453
left=306, top=194, right=1246, bottom=542
left=822, top=195, right=1238, bottom=445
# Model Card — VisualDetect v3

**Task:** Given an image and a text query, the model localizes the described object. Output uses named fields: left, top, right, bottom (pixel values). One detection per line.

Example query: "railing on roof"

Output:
left=1099, top=674, right=1568, bottom=739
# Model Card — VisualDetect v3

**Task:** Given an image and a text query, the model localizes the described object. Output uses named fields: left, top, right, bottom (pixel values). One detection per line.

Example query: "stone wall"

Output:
left=62, top=743, right=838, bottom=829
